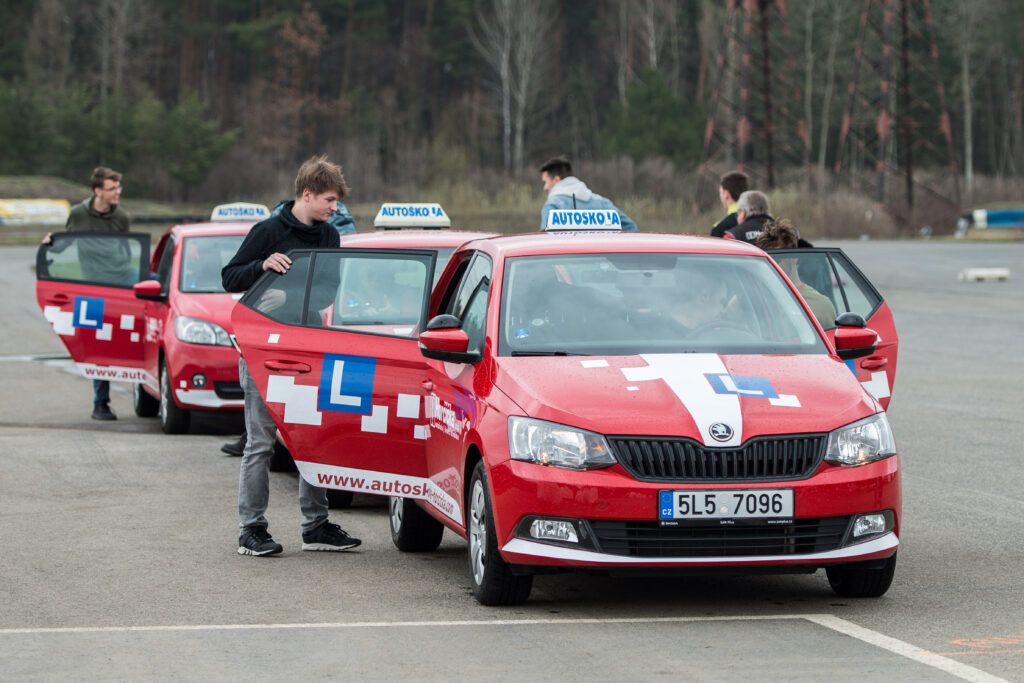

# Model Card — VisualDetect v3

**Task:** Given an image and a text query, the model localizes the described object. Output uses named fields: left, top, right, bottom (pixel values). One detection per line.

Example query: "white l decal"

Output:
left=330, top=360, right=362, bottom=407
left=77, top=301, right=98, bottom=327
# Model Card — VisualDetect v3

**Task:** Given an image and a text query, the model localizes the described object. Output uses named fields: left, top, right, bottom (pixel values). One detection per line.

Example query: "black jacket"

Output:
left=221, top=201, right=340, bottom=292
left=726, top=213, right=773, bottom=244
left=710, top=212, right=738, bottom=238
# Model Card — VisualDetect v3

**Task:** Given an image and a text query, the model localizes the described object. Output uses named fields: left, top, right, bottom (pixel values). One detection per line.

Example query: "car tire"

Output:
left=389, top=496, right=444, bottom=552
left=158, top=360, right=190, bottom=434
left=269, top=442, right=296, bottom=473
left=467, top=461, right=532, bottom=606
left=133, top=382, right=159, bottom=418
left=826, top=552, right=897, bottom=598
left=326, top=489, right=354, bottom=509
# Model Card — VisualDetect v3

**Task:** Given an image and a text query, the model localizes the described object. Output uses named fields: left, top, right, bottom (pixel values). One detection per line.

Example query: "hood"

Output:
left=278, top=200, right=327, bottom=243
left=548, top=176, right=593, bottom=202
left=175, top=292, right=241, bottom=332
left=493, top=353, right=876, bottom=447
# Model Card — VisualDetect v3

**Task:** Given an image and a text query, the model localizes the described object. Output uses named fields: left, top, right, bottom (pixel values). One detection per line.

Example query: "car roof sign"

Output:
left=210, top=202, right=271, bottom=222
left=374, top=203, right=451, bottom=230
left=544, top=209, right=623, bottom=232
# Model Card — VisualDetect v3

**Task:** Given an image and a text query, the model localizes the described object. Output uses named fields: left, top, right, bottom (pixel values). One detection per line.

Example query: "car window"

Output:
left=446, top=253, right=491, bottom=319
left=829, top=254, right=881, bottom=319
left=302, top=251, right=434, bottom=337
left=767, top=250, right=839, bottom=330
left=246, top=253, right=311, bottom=326
left=155, top=237, right=175, bottom=292
left=179, top=235, right=246, bottom=293
left=499, top=253, right=826, bottom=356
left=431, top=248, right=456, bottom=286
left=38, top=233, right=147, bottom=288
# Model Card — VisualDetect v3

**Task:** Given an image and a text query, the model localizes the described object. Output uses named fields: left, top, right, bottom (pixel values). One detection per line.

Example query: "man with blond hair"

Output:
left=222, top=155, right=361, bottom=557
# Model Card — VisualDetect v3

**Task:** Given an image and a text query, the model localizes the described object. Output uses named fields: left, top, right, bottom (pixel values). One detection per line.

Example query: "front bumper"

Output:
left=491, top=456, right=900, bottom=569
left=166, top=339, right=243, bottom=411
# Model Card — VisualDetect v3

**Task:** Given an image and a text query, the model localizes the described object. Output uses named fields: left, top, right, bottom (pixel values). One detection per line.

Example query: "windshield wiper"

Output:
left=509, top=350, right=590, bottom=356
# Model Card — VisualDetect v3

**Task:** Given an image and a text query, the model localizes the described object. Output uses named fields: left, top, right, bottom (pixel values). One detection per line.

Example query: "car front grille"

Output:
left=609, top=435, right=827, bottom=482
left=213, top=381, right=244, bottom=399
left=589, top=516, right=850, bottom=558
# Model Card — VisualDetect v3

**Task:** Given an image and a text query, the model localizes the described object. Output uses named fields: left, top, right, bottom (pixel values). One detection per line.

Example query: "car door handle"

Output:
left=45, top=293, right=70, bottom=305
left=860, top=355, right=888, bottom=371
left=421, top=380, right=434, bottom=392
left=264, top=359, right=311, bottom=374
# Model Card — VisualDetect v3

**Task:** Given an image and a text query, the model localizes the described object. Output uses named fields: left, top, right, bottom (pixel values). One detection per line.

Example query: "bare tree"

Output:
left=817, top=1, right=844, bottom=181
left=471, top=0, right=554, bottom=172
left=23, top=0, right=72, bottom=93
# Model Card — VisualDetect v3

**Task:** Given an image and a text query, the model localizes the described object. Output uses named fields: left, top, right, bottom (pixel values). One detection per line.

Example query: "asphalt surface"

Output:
left=1, top=241, right=1021, bottom=681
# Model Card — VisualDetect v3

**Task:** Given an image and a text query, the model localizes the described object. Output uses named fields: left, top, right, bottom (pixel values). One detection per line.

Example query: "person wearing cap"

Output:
left=756, top=219, right=836, bottom=329
left=539, top=157, right=637, bottom=231
left=725, top=190, right=773, bottom=244
left=710, top=171, right=748, bottom=238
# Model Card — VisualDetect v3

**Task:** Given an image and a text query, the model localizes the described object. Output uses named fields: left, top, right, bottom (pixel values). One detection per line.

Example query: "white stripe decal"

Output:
left=622, top=354, right=742, bottom=446
left=293, top=460, right=461, bottom=523
left=174, top=389, right=244, bottom=409
left=502, top=532, right=898, bottom=564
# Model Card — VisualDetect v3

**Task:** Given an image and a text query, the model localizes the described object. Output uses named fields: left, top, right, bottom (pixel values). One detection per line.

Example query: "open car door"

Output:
left=232, top=248, right=461, bottom=522
left=36, top=232, right=152, bottom=383
left=767, top=247, right=898, bottom=409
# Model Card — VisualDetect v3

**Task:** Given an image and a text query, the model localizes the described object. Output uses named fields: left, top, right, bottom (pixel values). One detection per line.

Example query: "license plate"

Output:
left=658, top=489, right=793, bottom=520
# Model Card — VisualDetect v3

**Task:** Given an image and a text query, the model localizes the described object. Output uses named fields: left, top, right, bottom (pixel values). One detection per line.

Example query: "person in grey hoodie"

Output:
left=539, top=157, right=637, bottom=231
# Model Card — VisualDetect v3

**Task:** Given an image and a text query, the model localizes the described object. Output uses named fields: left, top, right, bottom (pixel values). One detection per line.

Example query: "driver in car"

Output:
left=661, top=267, right=731, bottom=336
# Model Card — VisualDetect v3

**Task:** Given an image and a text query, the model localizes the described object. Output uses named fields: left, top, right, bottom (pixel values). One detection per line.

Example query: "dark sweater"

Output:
left=221, top=201, right=340, bottom=293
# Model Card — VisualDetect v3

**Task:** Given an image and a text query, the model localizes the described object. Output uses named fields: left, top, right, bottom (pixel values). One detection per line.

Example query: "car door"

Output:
left=231, top=248, right=462, bottom=520
left=768, top=247, right=898, bottom=409
left=422, top=251, right=493, bottom=526
left=36, top=232, right=152, bottom=383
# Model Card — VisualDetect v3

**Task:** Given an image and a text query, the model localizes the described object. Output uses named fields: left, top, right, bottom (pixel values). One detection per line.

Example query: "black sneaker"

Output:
left=238, top=526, right=283, bottom=556
left=302, top=522, right=361, bottom=551
left=91, top=404, right=117, bottom=421
left=220, top=434, right=246, bottom=457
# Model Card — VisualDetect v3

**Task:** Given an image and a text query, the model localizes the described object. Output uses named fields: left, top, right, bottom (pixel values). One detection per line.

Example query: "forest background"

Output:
left=1, top=0, right=1022, bottom=237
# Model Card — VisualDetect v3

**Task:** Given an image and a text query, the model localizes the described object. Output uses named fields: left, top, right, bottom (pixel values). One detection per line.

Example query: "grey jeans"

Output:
left=238, top=357, right=328, bottom=532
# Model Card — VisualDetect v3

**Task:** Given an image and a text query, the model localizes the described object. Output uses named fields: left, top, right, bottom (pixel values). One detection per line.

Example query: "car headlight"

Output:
left=508, top=417, right=615, bottom=470
left=174, top=316, right=232, bottom=346
left=824, top=412, right=896, bottom=466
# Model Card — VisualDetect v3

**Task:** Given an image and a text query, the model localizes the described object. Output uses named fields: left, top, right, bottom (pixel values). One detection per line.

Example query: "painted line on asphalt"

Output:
left=805, top=615, right=1008, bottom=683
left=0, top=613, right=1009, bottom=681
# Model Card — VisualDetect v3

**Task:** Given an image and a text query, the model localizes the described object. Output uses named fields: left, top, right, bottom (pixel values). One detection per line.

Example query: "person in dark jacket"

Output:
left=221, top=154, right=361, bottom=558
left=710, top=171, right=748, bottom=238
left=43, top=167, right=131, bottom=421
left=725, top=190, right=773, bottom=244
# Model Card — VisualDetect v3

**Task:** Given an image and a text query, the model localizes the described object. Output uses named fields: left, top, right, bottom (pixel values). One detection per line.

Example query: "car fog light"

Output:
left=191, top=373, right=207, bottom=388
left=853, top=513, right=887, bottom=538
left=529, top=519, right=579, bottom=544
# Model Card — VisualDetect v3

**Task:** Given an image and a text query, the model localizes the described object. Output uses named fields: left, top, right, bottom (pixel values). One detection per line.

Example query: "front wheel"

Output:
left=159, top=360, right=190, bottom=434
left=826, top=553, right=897, bottom=598
left=133, top=382, right=159, bottom=418
left=389, top=496, right=444, bottom=552
left=467, top=461, right=532, bottom=606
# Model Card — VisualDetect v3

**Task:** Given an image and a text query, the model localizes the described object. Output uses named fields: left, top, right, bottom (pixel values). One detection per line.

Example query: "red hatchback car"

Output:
left=36, top=206, right=263, bottom=432
left=231, top=230, right=900, bottom=605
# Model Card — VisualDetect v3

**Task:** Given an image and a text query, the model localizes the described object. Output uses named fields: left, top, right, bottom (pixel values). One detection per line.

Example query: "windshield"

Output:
left=499, top=253, right=826, bottom=356
left=179, top=235, right=246, bottom=293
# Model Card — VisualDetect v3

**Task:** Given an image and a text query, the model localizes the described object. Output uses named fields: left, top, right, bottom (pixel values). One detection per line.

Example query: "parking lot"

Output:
left=1, top=240, right=1022, bottom=681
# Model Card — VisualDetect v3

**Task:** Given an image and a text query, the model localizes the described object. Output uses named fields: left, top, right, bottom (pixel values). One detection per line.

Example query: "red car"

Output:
left=36, top=206, right=263, bottom=433
left=230, top=230, right=900, bottom=605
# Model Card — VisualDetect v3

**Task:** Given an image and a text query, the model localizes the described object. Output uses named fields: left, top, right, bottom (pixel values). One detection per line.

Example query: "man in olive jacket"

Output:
left=44, top=167, right=131, bottom=421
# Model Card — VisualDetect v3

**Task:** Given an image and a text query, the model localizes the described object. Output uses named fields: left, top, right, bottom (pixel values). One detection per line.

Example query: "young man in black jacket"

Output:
left=221, top=155, right=360, bottom=557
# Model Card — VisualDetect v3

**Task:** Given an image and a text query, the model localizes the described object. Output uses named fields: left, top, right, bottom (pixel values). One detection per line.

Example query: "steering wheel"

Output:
left=686, top=318, right=756, bottom=340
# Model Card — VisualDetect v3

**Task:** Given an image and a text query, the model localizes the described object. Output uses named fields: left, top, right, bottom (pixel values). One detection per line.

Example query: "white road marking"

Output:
left=804, top=614, right=1008, bottom=683
left=0, top=614, right=1008, bottom=681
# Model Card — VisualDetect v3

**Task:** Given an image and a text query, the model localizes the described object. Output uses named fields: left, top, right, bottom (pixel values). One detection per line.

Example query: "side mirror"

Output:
left=133, top=279, right=166, bottom=302
left=418, top=314, right=481, bottom=364
left=834, top=312, right=878, bottom=360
